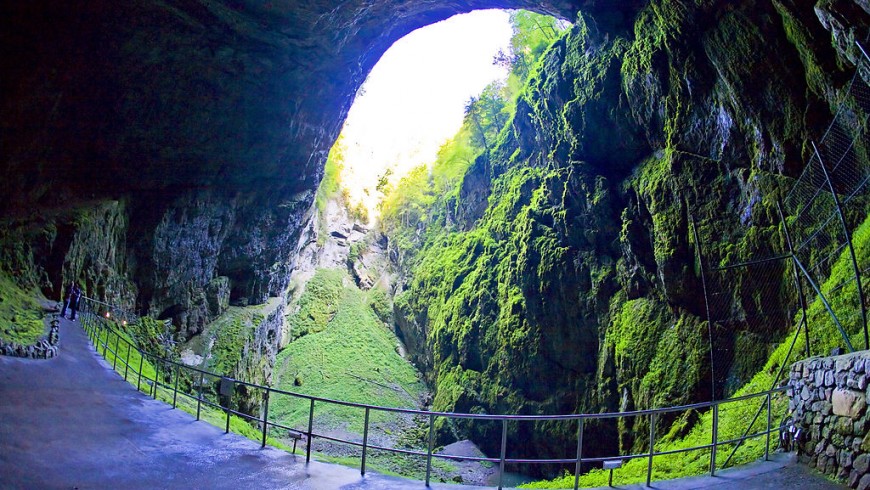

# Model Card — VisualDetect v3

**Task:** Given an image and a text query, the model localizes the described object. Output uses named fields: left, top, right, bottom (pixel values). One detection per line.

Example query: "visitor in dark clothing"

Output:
left=69, top=283, right=82, bottom=321
left=60, top=281, right=75, bottom=318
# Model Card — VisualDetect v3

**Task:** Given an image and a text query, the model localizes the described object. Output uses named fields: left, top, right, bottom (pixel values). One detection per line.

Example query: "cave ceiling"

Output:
left=0, top=0, right=647, bottom=211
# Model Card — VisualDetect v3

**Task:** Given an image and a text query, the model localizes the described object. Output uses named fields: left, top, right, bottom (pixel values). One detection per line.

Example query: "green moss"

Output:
left=367, top=287, right=392, bottom=324
left=609, top=294, right=671, bottom=379
left=0, top=270, right=46, bottom=345
left=207, top=306, right=265, bottom=377
left=771, top=0, right=834, bottom=99
left=287, top=268, right=344, bottom=340
left=524, top=213, right=870, bottom=488
left=802, top=213, right=870, bottom=352
left=375, top=0, right=841, bottom=478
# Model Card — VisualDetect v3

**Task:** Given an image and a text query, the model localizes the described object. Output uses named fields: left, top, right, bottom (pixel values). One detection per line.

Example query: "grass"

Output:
left=0, top=270, right=47, bottom=345
left=271, top=268, right=425, bottom=434
left=268, top=268, right=458, bottom=480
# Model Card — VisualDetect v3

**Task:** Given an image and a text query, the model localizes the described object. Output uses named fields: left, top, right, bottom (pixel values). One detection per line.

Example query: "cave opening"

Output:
left=282, top=8, right=572, bottom=484
left=324, top=9, right=570, bottom=224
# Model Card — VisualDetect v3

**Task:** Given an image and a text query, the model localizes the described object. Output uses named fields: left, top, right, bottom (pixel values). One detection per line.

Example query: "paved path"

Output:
left=0, top=316, right=846, bottom=489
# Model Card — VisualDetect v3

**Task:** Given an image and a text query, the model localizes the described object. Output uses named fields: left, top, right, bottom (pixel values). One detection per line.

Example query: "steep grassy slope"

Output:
left=271, top=268, right=425, bottom=435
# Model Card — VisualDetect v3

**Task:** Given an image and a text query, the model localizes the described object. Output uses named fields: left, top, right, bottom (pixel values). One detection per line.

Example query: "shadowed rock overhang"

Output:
left=1, top=0, right=646, bottom=205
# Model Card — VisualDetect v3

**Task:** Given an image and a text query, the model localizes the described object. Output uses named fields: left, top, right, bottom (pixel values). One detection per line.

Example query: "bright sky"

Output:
left=339, top=9, right=513, bottom=221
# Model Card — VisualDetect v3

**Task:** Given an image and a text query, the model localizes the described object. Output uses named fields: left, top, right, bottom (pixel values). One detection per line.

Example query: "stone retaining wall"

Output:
left=0, top=318, right=59, bottom=359
left=790, top=351, right=870, bottom=488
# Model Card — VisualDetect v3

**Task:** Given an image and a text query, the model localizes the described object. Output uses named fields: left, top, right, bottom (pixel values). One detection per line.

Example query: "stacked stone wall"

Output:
left=790, top=351, right=870, bottom=488
left=0, top=318, right=60, bottom=359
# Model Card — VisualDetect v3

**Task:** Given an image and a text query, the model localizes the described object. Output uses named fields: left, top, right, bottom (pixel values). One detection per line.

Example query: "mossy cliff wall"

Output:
left=387, top=0, right=870, bottom=464
left=0, top=0, right=642, bottom=344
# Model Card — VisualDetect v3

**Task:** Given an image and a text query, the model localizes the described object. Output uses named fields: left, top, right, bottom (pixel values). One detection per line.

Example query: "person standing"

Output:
left=69, top=283, right=82, bottom=321
left=60, top=281, right=75, bottom=318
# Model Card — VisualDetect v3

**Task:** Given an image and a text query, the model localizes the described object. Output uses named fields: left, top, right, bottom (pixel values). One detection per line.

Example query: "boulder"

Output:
left=833, top=388, right=867, bottom=418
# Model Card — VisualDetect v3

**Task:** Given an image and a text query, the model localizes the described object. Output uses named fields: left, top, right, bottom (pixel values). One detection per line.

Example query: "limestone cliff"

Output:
left=0, top=0, right=630, bottom=342
left=383, top=0, right=870, bottom=465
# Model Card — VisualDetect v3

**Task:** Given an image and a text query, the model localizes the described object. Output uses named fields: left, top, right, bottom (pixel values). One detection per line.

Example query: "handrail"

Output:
left=76, top=295, right=790, bottom=489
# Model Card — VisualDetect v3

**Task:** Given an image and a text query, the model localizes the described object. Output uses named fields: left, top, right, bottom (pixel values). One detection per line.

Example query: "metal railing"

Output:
left=78, top=296, right=790, bottom=489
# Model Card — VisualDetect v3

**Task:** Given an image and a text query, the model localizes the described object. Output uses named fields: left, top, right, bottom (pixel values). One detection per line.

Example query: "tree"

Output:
left=498, top=11, right=567, bottom=85
left=464, top=81, right=508, bottom=151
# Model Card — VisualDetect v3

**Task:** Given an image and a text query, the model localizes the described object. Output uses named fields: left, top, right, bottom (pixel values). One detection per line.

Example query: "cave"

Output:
left=4, top=0, right=870, bottom=482
left=1, top=0, right=644, bottom=318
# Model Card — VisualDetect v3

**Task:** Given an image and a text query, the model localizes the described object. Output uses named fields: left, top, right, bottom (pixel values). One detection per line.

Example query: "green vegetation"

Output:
left=801, top=213, right=870, bottom=352
left=269, top=268, right=461, bottom=480
left=0, top=270, right=46, bottom=345
left=316, top=135, right=346, bottom=215
left=522, top=214, right=870, bottom=487
left=374, top=0, right=867, bottom=483
left=272, top=268, right=424, bottom=433
left=209, top=307, right=265, bottom=376
left=286, top=268, right=344, bottom=341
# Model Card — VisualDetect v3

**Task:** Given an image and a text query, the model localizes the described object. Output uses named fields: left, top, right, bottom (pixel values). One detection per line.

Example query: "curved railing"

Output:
left=77, top=296, right=791, bottom=489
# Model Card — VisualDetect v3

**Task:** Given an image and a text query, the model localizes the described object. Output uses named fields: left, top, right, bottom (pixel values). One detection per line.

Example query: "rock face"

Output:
left=0, top=0, right=640, bottom=337
left=382, top=0, right=870, bottom=467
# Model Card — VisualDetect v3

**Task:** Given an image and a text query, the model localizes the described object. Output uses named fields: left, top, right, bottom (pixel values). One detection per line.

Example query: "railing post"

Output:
left=124, top=343, right=131, bottom=381
left=172, top=364, right=180, bottom=408
left=711, top=404, right=719, bottom=476
left=425, top=413, right=435, bottom=487
left=647, top=412, right=656, bottom=487
left=225, top=394, right=231, bottom=434
left=574, top=418, right=584, bottom=490
left=137, top=354, right=144, bottom=392
left=153, top=361, right=160, bottom=399
left=196, top=372, right=204, bottom=421
left=262, top=389, right=270, bottom=448
left=361, top=407, right=370, bottom=476
left=498, top=419, right=508, bottom=490
left=112, top=332, right=120, bottom=370
left=306, top=398, right=315, bottom=463
left=765, top=392, right=772, bottom=461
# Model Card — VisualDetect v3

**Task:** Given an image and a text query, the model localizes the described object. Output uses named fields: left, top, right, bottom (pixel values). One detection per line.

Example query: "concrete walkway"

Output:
left=0, top=316, right=846, bottom=489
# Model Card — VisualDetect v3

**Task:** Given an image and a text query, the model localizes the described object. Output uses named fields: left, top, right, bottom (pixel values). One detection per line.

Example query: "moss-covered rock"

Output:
left=382, top=0, right=870, bottom=470
left=0, top=270, right=46, bottom=346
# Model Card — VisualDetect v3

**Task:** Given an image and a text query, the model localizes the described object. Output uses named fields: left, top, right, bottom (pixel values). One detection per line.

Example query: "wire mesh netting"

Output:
left=705, top=51, right=870, bottom=393
left=690, top=47, right=870, bottom=470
